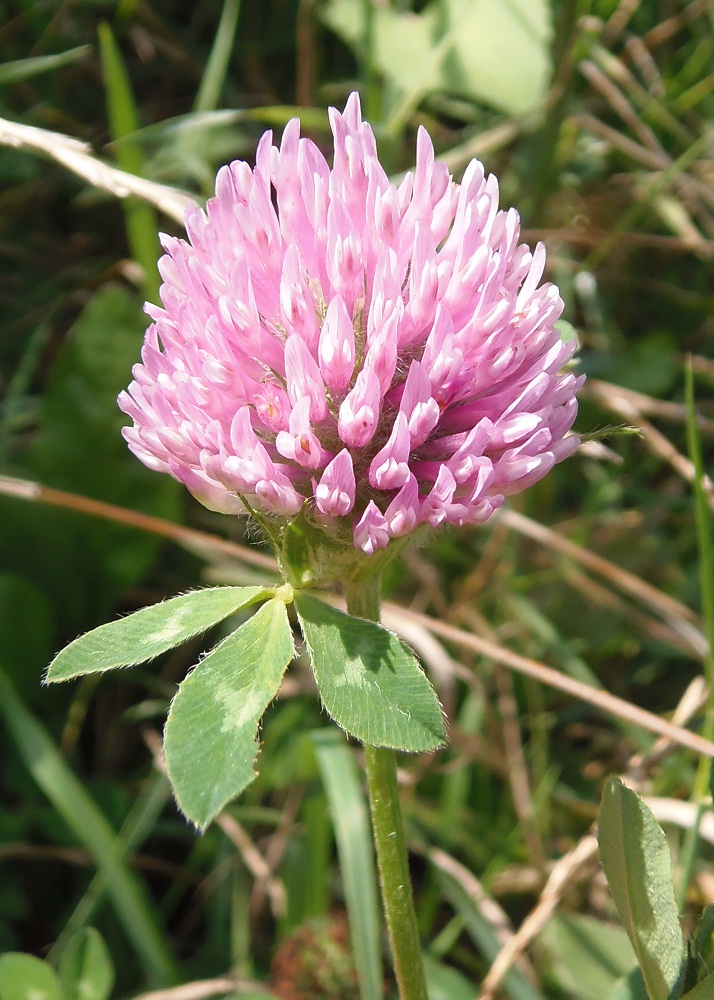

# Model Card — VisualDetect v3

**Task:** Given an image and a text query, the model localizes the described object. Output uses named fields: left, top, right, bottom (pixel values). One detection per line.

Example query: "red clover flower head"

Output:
left=119, top=93, right=583, bottom=560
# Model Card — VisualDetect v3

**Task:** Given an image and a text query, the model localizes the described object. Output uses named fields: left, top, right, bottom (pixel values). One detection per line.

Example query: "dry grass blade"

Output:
left=628, top=677, right=708, bottom=776
left=390, top=605, right=714, bottom=759
left=580, top=59, right=661, bottom=153
left=0, top=475, right=277, bottom=574
left=426, top=846, right=539, bottom=986
left=129, top=978, right=242, bottom=1000
left=477, top=836, right=599, bottom=1000
left=643, top=0, right=714, bottom=49
left=588, top=380, right=714, bottom=503
left=0, top=116, right=193, bottom=223
left=586, top=379, right=714, bottom=431
left=216, top=813, right=287, bottom=920
left=497, top=508, right=707, bottom=658
left=561, top=563, right=699, bottom=657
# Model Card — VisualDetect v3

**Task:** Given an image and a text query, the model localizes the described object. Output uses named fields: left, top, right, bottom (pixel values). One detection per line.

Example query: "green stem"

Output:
left=677, top=360, right=714, bottom=907
left=344, top=579, right=429, bottom=1000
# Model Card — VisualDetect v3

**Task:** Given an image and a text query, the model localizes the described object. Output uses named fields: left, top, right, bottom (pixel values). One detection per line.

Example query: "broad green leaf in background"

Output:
left=164, top=597, right=295, bottom=829
left=598, top=779, right=686, bottom=1000
left=540, top=912, right=636, bottom=1000
left=0, top=666, right=177, bottom=986
left=312, top=730, right=383, bottom=1000
left=0, top=953, right=63, bottom=1000
left=322, top=0, right=552, bottom=117
left=681, top=971, right=714, bottom=999
left=58, top=929, right=114, bottom=1000
left=607, top=967, right=650, bottom=1000
left=692, top=904, right=714, bottom=983
left=0, top=285, right=180, bottom=643
left=295, top=594, right=446, bottom=751
left=47, top=586, right=270, bottom=681
left=422, top=953, right=479, bottom=1000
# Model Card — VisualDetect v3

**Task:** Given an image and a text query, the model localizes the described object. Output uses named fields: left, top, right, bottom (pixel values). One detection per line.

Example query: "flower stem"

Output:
left=344, top=578, right=429, bottom=1000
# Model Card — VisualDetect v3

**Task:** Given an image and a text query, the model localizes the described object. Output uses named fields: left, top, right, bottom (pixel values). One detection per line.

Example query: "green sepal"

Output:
left=163, top=597, right=295, bottom=829
left=294, top=593, right=446, bottom=751
left=46, top=586, right=271, bottom=682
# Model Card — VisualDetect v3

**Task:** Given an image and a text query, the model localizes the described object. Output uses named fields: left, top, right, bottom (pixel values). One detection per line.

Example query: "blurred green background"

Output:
left=1, top=1, right=713, bottom=997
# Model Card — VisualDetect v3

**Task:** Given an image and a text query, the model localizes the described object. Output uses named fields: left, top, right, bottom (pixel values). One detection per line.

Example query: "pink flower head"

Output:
left=119, top=93, right=583, bottom=556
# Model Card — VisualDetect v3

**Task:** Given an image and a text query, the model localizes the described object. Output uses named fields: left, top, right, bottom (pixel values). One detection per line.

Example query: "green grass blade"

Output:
left=47, top=770, right=171, bottom=963
left=312, top=729, right=384, bottom=1000
left=0, top=665, right=178, bottom=987
left=435, top=865, right=547, bottom=1000
left=98, top=21, right=160, bottom=302
left=678, top=360, right=714, bottom=906
left=685, top=360, right=714, bottom=683
left=0, top=45, right=91, bottom=84
left=194, top=0, right=242, bottom=113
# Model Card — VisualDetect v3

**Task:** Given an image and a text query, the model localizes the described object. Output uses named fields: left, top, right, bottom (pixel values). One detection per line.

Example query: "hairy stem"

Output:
left=344, top=578, right=428, bottom=1000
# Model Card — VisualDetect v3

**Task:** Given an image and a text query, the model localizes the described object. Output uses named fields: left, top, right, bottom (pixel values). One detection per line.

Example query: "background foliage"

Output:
left=1, top=0, right=714, bottom=997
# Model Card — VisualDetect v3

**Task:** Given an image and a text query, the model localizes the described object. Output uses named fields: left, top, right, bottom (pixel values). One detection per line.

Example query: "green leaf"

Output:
left=47, top=586, right=270, bottom=682
left=50, top=773, right=171, bottom=959
left=598, top=778, right=686, bottom=1000
left=58, top=929, right=114, bottom=1000
left=194, top=0, right=242, bottom=113
left=323, top=0, right=551, bottom=117
left=0, top=954, right=63, bottom=1000
left=606, top=967, right=649, bottom=1000
left=1, top=286, right=180, bottom=638
left=540, top=912, right=636, bottom=1000
left=692, top=904, right=714, bottom=980
left=294, top=594, right=445, bottom=751
left=312, top=730, right=384, bottom=1000
left=164, top=597, right=295, bottom=829
left=422, top=953, right=477, bottom=1000
left=681, top=971, right=714, bottom=999
left=0, top=666, right=178, bottom=986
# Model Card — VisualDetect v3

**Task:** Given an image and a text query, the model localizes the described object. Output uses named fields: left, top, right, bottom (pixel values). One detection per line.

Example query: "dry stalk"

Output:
left=497, top=508, right=706, bottom=658
left=216, top=813, right=287, bottom=920
left=427, top=846, right=540, bottom=988
left=129, top=978, right=244, bottom=1000
left=0, top=116, right=193, bottom=223
left=477, top=836, right=600, bottom=1000
left=390, top=605, right=714, bottom=760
